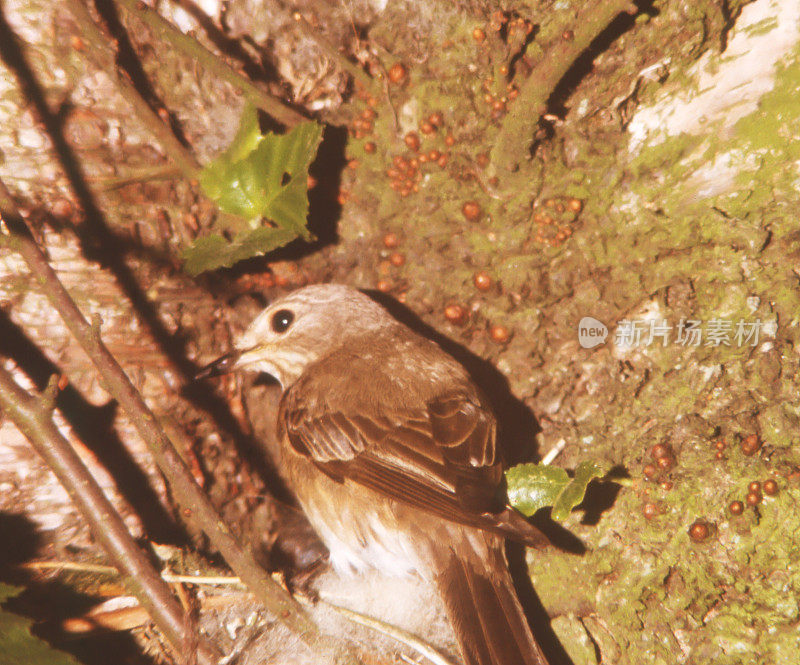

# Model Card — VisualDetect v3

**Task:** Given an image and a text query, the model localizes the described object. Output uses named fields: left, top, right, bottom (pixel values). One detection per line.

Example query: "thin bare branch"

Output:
left=64, top=0, right=200, bottom=178
left=0, top=366, right=221, bottom=665
left=113, top=0, right=305, bottom=127
left=0, top=178, right=320, bottom=643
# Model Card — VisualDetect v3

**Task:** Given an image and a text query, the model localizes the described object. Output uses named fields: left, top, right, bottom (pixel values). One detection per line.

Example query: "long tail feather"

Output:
left=430, top=530, right=549, bottom=665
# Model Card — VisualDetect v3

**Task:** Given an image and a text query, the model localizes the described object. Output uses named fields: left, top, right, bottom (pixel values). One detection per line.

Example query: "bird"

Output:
left=198, top=284, right=551, bottom=665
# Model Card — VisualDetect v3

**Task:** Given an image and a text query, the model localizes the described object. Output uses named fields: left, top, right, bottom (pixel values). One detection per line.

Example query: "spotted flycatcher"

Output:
left=199, top=284, right=550, bottom=665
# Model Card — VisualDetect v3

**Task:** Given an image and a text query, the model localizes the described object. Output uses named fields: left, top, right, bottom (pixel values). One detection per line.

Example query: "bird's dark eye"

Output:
left=270, top=309, right=294, bottom=333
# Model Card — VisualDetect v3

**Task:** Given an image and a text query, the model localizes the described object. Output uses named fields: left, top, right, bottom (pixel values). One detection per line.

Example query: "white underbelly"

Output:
left=302, top=493, right=425, bottom=578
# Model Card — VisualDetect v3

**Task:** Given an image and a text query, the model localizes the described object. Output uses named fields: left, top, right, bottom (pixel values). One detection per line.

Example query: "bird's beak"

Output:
left=195, top=349, right=244, bottom=379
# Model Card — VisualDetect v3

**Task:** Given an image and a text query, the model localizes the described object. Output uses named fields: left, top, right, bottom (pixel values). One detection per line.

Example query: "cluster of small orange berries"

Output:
left=642, top=443, right=675, bottom=485
left=479, top=71, right=518, bottom=120
left=233, top=261, right=306, bottom=292
left=729, top=477, right=779, bottom=515
left=385, top=112, right=454, bottom=197
left=688, top=479, right=780, bottom=543
left=640, top=444, right=677, bottom=519
left=376, top=245, right=507, bottom=343
left=491, top=10, right=534, bottom=38
left=472, top=12, right=535, bottom=46
left=531, top=197, right=582, bottom=247
left=349, top=89, right=378, bottom=141
left=442, top=271, right=509, bottom=344
left=470, top=12, right=535, bottom=118
left=375, top=232, right=407, bottom=299
left=712, top=433, right=761, bottom=460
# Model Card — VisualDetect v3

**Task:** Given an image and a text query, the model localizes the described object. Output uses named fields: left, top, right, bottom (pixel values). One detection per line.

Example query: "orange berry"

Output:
left=383, top=232, right=399, bottom=248
left=473, top=271, right=492, bottom=291
left=444, top=304, right=468, bottom=326
left=462, top=201, right=481, bottom=222
left=489, top=324, right=510, bottom=344
left=729, top=500, right=744, bottom=515
left=567, top=198, right=583, bottom=212
left=656, top=456, right=674, bottom=470
left=428, top=149, right=441, bottom=161
left=428, top=111, right=444, bottom=126
left=741, top=434, right=761, bottom=456
left=389, top=252, right=406, bottom=267
left=642, top=503, right=658, bottom=520
left=746, top=491, right=762, bottom=506
left=388, top=62, right=408, bottom=85
left=444, top=133, right=455, bottom=147
left=688, top=520, right=711, bottom=542
left=764, top=479, right=778, bottom=495
left=364, top=141, right=376, bottom=154
left=404, top=132, right=421, bottom=151
left=472, top=27, right=486, bottom=42
left=376, top=279, right=392, bottom=292
left=420, top=121, right=436, bottom=135
left=651, top=443, right=671, bottom=459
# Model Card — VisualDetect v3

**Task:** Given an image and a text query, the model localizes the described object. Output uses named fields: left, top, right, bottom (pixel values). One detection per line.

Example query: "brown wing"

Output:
left=281, top=386, right=547, bottom=547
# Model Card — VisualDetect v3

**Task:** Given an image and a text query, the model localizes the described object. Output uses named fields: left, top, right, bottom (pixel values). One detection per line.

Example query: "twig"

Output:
left=0, top=179, right=322, bottom=645
left=92, top=164, right=184, bottom=191
left=64, top=0, right=200, bottom=179
left=113, top=0, right=305, bottom=127
left=318, top=594, right=456, bottom=665
left=490, top=0, right=637, bottom=171
left=24, top=561, right=247, bottom=587
left=0, top=366, right=221, bottom=665
left=540, top=438, right=566, bottom=466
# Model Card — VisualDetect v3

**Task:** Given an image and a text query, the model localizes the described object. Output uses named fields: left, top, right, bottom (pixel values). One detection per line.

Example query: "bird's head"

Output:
left=196, top=284, right=391, bottom=387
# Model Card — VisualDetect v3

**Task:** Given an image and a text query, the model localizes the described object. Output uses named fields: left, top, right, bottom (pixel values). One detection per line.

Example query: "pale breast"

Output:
left=283, top=447, right=426, bottom=577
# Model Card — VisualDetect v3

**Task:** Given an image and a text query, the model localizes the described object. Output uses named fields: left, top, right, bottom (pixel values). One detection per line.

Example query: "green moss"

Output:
left=306, top=3, right=800, bottom=664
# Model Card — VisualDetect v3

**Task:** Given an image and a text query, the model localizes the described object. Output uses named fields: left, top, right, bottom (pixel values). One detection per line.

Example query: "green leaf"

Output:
left=552, top=461, right=610, bottom=521
left=187, top=105, right=323, bottom=274
left=183, top=226, right=298, bottom=276
left=505, top=461, right=611, bottom=522
left=0, top=583, right=82, bottom=665
left=506, top=464, right=569, bottom=517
